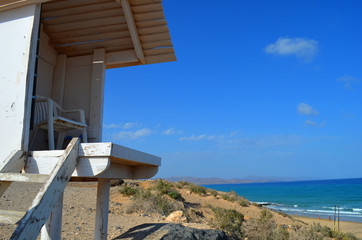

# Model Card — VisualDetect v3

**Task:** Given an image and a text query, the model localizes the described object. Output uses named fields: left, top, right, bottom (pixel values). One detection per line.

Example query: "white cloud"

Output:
left=104, top=122, right=138, bottom=129
left=297, top=103, right=319, bottom=116
left=103, top=123, right=123, bottom=128
left=265, top=37, right=318, bottom=59
left=180, top=134, right=216, bottom=141
left=162, top=128, right=183, bottom=135
left=123, top=122, right=138, bottom=129
left=112, top=128, right=152, bottom=140
left=305, top=120, right=326, bottom=128
left=337, top=75, right=359, bottom=90
left=305, top=120, right=317, bottom=126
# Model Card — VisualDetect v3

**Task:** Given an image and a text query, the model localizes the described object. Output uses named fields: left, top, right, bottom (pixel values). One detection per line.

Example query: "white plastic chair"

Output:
left=32, top=96, right=88, bottom=150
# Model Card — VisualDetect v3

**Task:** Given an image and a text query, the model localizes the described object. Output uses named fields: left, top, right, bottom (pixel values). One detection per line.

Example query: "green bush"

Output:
left=209, top=189, right=218, bottom=197
left=154, top=179, right=173, bottom=194
left=188, top=184, right=207, bottom=195
left=238, top=198, right=249, bottom=207
left=119, top=185, right=138, bottom=196
left=167, top=189, right=184, bottom=201
left=127, top=189, right=182, bottom=216
left=211, top=207, right=244, bottom=239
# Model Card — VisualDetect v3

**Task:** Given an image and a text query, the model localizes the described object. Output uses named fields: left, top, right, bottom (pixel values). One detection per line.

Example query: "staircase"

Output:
left=0, top=138, right=79, bottom=239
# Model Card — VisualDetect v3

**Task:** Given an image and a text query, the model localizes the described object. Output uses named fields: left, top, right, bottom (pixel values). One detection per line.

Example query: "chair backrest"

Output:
left=34, top=100, right=49, bottom=126
left=34, top=97, right=63, bottom=126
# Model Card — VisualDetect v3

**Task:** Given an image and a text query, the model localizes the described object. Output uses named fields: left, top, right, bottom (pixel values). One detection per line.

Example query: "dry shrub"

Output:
left=210, top=206, right=244, bottom=239
left=246, top=209, right=276, bottom=240
left=126, top=189, right=183, bottom=216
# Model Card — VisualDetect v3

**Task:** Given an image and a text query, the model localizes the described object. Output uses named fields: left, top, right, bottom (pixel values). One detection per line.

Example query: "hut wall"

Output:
left=0, top=4, right=40, bottom=159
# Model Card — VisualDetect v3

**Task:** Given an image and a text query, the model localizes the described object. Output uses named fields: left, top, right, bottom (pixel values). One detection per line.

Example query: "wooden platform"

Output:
left=26, top=142, right=161, bottom=180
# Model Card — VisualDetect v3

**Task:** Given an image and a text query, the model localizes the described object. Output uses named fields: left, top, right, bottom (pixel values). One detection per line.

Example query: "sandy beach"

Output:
left=294, top=216, right=362, bottom=238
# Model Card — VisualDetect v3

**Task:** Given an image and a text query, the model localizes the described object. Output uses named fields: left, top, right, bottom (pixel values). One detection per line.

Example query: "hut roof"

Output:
left=1, top=0, right=176, bottom=68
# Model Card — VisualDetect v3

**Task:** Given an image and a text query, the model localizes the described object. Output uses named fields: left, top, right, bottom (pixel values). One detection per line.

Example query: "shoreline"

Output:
left=294, top=215, right=362, bottom=238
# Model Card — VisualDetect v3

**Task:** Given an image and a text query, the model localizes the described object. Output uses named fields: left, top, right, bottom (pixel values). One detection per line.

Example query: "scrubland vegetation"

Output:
left=117, top=180, right=359, bottom=240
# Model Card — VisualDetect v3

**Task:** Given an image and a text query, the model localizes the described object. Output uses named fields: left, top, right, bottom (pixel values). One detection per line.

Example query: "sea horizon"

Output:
left=204, top=177, right=362, bottom=223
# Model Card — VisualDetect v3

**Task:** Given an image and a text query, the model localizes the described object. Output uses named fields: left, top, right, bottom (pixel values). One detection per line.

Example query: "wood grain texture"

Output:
left=11, top=138, right=80, bottom=239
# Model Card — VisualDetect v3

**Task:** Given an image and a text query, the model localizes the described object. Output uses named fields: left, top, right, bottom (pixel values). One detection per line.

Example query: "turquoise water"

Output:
left=204, top=178, right=362, bottom=222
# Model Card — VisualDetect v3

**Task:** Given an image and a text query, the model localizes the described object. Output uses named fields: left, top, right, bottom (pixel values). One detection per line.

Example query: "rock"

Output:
left=119, top=223, right=228, bottom=240
left=166, top=210, right=187, bottom=223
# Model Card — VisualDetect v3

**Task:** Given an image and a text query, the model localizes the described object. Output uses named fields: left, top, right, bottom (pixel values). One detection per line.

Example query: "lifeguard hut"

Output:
left=0, top=0, right=175, bottom=239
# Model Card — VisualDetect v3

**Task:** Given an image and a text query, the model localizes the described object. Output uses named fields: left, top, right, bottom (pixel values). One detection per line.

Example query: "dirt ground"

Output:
left=1, top=181, right=361, bottom=239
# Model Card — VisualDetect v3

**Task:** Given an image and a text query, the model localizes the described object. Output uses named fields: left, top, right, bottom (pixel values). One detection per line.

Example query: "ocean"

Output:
left=204, top=178, right=362, bottom=223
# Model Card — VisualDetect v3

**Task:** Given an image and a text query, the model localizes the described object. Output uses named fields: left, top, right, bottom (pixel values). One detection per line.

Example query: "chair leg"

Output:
left=82, top=128, right=88, bottom=143
left=47, top=128, right=55, bottom=150
left=56, top=132, right=66, bottom=150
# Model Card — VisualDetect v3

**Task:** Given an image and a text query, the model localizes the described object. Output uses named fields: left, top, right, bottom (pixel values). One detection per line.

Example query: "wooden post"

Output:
left=94, top=179, right=110, bottom=240
left=40, top=194, right=63, bottom=240
left=89, top=48, right=106, bottom=142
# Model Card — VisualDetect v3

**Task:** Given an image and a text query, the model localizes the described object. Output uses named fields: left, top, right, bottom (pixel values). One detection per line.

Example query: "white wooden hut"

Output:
left=0, top=0, right=176, bottom=239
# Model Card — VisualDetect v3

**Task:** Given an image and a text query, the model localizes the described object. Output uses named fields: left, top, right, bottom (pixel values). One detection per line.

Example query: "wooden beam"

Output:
left=121, top=0, right=146, bottom=64
left=11, top=138, right=80, bottom=239
left=0, top=209, right=25, bottom=225
left=89, top=49, right=106, bottom=142
left=0, top=173, right=48, bottom=183
left=94, top=179, right=110, bottom=240
left=105, top=49, right=138, bottom=67
left=0, top=0, right=51, bottom=12
left=0, top=150, right=26, bottom=197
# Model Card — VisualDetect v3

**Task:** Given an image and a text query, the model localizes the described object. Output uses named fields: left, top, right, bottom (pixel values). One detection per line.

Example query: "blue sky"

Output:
left=103, top=0, right=362, bottom=180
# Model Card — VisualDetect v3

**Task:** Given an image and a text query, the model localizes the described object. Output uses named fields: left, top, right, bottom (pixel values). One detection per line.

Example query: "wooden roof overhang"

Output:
left=0, top=0, right=176, bottom=69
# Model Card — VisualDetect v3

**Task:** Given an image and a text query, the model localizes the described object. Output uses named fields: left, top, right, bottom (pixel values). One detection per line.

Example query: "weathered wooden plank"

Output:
left=134, top=11, right=165, bottom=22
left=42, top=0, right=112, bottom=12
left=105, top=50, right=138, bottom=67
left=43, top=8, right=123, bottom=26
left=45, top=16, right=126, bottom=33
left=104, top=44, right=136, bottom=53
left=145, top=53, right=176, bottom=64
left=131, top=3, right=163, bottom=13
left=136, top=18, right=167, bottom=28
left=11, top=138, right=79, bottom=239
left=130, top=0, right=162, bottom=6
left=0, top=209, right=25, bottom=225
left=140, top=32, right=171, bottom=43
left=122, top=0, right=145, bottom=64
left=51, top=30, right=130, bottom=46
left=111, top=144, right=161, bottom=166
left=89, top=48, right=106, bottom=142
left=0, top=173, right=48, bottom=183
left=42, top=1, right=120, bottom=18
left=96, top=162, right=159, bottom=179
left=144, top=47, right=174, bottom=56
left=48, top=24, right=129, bottom=41
left=54, top=38, right=133, bottom=53
left=26, top=156, right=110, bottom=177
left=142, top=39, right=173, bottom=50
left=138, top=24, right=169, bottom=35
left=0, top=150, right=26, bottom=197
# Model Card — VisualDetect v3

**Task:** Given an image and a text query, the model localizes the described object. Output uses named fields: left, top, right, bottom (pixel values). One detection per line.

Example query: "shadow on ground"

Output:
left=112, top=223, right=167, bottom=240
